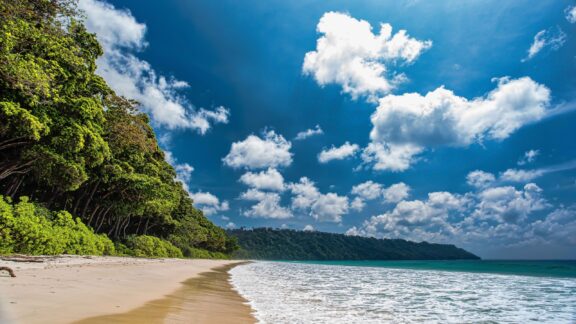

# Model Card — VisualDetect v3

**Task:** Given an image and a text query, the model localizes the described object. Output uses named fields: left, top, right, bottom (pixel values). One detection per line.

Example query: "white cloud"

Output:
left=361, top=142, right=422, bottom=172
left=499, top=169, right=544, bottom=183
left=345, top=226, right=360, bottom=236
left=239, top=168, right=285, bottom=191
left=499, top=159, right=576, bottom=183
left=303, top=12, right=431, bottom=100
left=349, top=183, right=547, bottom=242
left=318, top=142, right=359, bottom=163
left=466, top=170, right=496, bottom=189
left=223, top=130, right=293, bottom=169
left=517, top=149, right=539, bottom=166
left=351, top=180, right=410, bottom=204
left=353, top=191, right=466, bottom=242
left=164, top=151, right=194, bottom=192
left=351, top=180, right=383, bottom=200
left=383, top=182, right=410, bottom=203
left=566, top=6, right=576, bottom=23
left=189, top=191, right=229, bottom=216
left=529, top=207, right=576, bottom=245
left=350, top=197, right=366, bottom=212
left=310, top=193, right=349, bottom=222
left=303, top=225, right=315, bottom=232
left=474, top=183, right=548, bottom=223
left=225, top=222, right=237, bottom=229
left=347, top=172, right=576, bottom=252
left=79, top=0, right=229, bottom=134
left=522, top=28, right=567, bottom=62
left=288, top=177, right=321, bottom=210
left=294, top=125, right=324, bottom=140
left=239, top=189, right=292, bottom=219
left=364, top=77, right=550, bottom=171
left=288, top=177, right=350, bottom=223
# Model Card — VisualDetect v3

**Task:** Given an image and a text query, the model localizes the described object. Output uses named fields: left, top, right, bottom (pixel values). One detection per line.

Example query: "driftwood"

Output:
left=0, top=266, right=16, bottom=277
left=0, top=255, right=45, bottom=263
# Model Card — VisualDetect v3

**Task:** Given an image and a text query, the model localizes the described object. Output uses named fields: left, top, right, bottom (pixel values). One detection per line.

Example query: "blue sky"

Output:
left=80, top=0, right=576, bottom=259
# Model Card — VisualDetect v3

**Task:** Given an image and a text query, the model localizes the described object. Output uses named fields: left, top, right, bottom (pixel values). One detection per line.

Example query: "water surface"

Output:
left=230, top=260, right=576, bottom=323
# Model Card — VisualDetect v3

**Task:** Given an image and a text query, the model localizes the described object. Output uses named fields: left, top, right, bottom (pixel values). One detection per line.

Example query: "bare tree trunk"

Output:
left=81, top=179, right=100, bottom=219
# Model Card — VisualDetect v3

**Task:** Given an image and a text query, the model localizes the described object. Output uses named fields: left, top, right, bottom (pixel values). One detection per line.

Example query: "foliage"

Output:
left=228, top=228, right=480, bottom=261
left=124, top=235, right=183, bottom=259
left=0, top=195, right=114, bottom=255
left=0, top=0, right=238, bottom=258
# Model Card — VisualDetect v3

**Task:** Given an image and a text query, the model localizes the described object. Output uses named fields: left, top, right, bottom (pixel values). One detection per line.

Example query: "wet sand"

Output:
left=76, top=263, right=255, bottom=324
left=0, top=256, right=255, bottom=324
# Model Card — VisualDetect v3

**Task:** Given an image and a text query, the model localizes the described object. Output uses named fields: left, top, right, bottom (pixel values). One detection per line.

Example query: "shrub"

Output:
left=183, top=247, right=230, bottom=260
left=0, top=195, right=115, bottom=256
left=124, top=235, right=183, bottom=258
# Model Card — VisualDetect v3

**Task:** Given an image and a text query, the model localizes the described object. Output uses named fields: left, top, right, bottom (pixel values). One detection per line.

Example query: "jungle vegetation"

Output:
left=0, top=0, right=237, bottom=258
left=228, top=228, right=480, bottom=260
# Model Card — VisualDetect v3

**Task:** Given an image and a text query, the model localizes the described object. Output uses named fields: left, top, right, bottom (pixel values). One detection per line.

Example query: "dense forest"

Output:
left=0, top=0, right=237, bottom=258
left=228, top=228, right=480, bottom=260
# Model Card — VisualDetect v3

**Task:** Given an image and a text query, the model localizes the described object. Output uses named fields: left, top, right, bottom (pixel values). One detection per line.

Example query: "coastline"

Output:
left=0, top=255, right=255, bottom=324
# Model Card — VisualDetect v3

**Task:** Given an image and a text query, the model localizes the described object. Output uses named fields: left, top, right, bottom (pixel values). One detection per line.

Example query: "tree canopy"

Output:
left=228, top=228, right=479, bottom=260
left=0, top=0, right=237, bottom=258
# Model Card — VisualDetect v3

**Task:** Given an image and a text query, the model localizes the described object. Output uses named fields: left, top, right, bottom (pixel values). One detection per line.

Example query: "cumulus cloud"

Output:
left=466, top=170, right=496, bottom=189
left=500, top=159, right=576, bottom=183
left=239, top=168, right=285, bottom=191
left=383, top=182, right=411, bottom=203
left=517, top=149, right=539, bottom=166
left=288, top=177, right=349, bottom=223
left=566, top=6, right=576, bottom=23
left=348, top=169, right=576, bottom=252
left=361, top=143, right=422, bottom=172
left=318, top=142, right=359, bottom=163
left=522, top=27, right=566, bottom=62
left=294, top=125, right=324, bottom=141
left=225, top=222, right=237, bottom=229
left=303, top=225, right=315, bottom=232
left=164, top=151, right=194, bottom=192
left=349, top=182, right=548, bottom=243
left=79, top=0, right=229, bottom=134
left=474, top=183, right=548, bottom=223
left=353, top=191, right=467, bottom=242
left=351, top=181, right=383, bottom=200
left=223, top=130, right=293, bottom=169
left=529, top=207, right=576, bottom=245
left=363, top=77, right=550, bottom=171
left=499, top=169, right=544, bottom=183
left=350, top=197, right=366, bottom=211
left=351, top=180, right=410, bottom=205
left=189, top=191, right=229, bottom=216
left=303, top=12, right=431, bottom=100
left=239, top=189, right=292, bottom=219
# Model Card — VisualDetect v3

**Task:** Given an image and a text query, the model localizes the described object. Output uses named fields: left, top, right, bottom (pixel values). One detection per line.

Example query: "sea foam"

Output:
left=230, top=261, right=576, bottom=323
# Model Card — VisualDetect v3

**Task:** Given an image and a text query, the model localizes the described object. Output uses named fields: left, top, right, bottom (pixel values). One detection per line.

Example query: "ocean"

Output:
left=229, top=260, right=576, bottom=323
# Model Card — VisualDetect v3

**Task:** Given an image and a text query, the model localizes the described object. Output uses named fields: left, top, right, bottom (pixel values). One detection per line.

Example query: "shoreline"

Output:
left=0, top=255, right=255, bottom=324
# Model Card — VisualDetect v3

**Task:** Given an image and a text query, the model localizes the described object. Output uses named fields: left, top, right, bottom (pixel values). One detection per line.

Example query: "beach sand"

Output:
left=0, top=256, right=255, bottom=324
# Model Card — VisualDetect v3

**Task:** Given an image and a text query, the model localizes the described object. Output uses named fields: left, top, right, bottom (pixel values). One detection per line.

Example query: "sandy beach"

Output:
left=0, top=256, right=255, bottom=324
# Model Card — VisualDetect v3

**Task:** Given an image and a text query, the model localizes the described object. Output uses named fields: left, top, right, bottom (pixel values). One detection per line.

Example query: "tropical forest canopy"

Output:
left=0, top=0, right=238, bottom=258
left=228, top=228, right=480, bottom=260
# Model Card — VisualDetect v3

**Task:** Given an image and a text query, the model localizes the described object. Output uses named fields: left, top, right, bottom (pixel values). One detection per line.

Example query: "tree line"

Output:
left=228, top=228, right=480, bottom=260
left=0, top=0, right=238, bottom=258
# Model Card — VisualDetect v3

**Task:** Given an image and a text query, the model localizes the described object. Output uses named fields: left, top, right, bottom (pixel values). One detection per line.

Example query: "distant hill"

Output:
left=227, top=228, right=480, bottom=260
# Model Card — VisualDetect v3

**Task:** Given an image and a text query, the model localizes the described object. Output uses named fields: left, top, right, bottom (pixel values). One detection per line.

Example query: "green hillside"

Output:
left=228, top=228, right=480, bottom=260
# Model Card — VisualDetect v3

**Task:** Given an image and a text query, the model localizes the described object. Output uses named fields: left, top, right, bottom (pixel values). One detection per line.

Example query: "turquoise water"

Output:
left=290, top=260, right=576, bottom=278
left=231, top=261, right=576, bottom=323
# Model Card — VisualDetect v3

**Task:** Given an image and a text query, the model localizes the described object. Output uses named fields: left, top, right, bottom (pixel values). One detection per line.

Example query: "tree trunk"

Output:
left=81, top=179, right=100, bottom=219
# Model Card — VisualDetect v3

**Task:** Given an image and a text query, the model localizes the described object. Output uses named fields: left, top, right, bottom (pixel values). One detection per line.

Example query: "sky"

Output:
left=78, top=0, right=576, bottom=259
